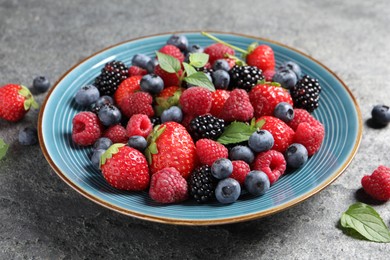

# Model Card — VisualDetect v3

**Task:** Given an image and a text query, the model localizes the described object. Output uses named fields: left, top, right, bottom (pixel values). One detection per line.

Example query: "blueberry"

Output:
left=215, top=178, right=241, bottom=204
left=95, top=95, right=114, bottom=107
left=371, top=105, right=390, bottom=125
left=244, top=170, right=270, bottom=196
left=187, top=44, right=204, bottom=54
left=211, top=158, right=233, bottom=179
left=167, top=34, right=188, bottom=52
left=131, top=54, right=151, bottom=69
left=213, top=59, right=230, bottom=71
left=229, top=145, right=255, bottom=164
left=91, top=149, right=106, bottom=170
left=75, top=84, right=100, bottom=106
left=93, top=137, right=113, bottom=151
left=98, top=104, right=122, bottom=126
left=140, top=74, right=164, bottom=94
left=248, top=130, right=274, bottom=153
left=161, top=106, right=183, bottom=123
left=274, top=102, right=294, bottom=123
left=212, top=70, right=230, bottom=89
left=18, top=127, right=38, bottom=145
left=285, top=143, right=308, bottom=168
left=272, top=69, right=297, bottom=89
left=128, top=136, right=148, bottom=152
left=278, top=61, right=302, bottom=79
left=32, top=76, right=51, bottom=93
left=146, top=58, right=159, bottom=73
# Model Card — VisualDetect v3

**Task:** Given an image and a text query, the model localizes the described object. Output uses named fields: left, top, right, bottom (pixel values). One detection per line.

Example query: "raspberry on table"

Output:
left=252, top=150, right=287, bottom=185
left=72, top=112, right=103, bottom=146
left=361, top=165, right=390, bottom=201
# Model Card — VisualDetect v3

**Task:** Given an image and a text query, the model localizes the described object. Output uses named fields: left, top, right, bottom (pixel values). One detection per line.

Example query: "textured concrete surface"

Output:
left=1, top=0, right=390, bottom=259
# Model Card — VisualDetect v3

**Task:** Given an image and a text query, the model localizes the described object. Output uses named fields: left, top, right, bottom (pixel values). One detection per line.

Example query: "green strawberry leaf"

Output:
left=340, top=202, right=390, bottom=243
left=148, top=142, right=158, bottom=154
left=155, top=90, right=182, bottom=116
left=256, top=79, right=281, bottom=87
left=100, top=143, right=126, bottom=167
left=217, top=120, right=263, bottom=145
left=0, top=139, right=9, bottom=160
left=189, top=53, right=209, bottom=68
left=247, top=42, right=258, bottom=54
left=145, top=125, right=166, bottom=165
left=183, top=62, right=197, bottom=77
left=156, top=51, right=181, bottom=73
left=225, top=54, right=247, bottom=66
left=19, top=85, right=39, bottom=110
left=255, top=119, right=266, bottom=129
left=184, top=72, right=215, bottom=92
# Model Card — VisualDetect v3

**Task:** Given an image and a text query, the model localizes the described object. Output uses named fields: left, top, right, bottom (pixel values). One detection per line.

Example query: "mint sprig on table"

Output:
left=217, top=119, right=265, bottom=145
left=0, top=138, right=9, bottom=160
left=340, top=202, right=390, bottom=243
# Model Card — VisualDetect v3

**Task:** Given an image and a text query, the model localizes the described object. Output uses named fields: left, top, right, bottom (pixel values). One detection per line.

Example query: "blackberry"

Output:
left=150, top=116, right=161, bottom=127
left=229, top=65, right=264, bottom=91
left=189, top=115, right=225, bottom=140
left=290, top=75, right=321, bottom=112
left=94, top=60, right=128, bottom=96
left=189, top=165, right=217, bottom=203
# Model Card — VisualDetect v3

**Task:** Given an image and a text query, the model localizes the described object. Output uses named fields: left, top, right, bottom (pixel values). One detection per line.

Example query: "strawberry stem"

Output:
left=201, top=32, right=248, bottom=55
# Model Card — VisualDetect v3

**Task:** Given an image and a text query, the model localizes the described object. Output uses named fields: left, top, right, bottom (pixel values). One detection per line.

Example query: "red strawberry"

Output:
left=103, top=124, right=128, bottom=143
left=126, top=114, right=153, bottom=138
left=146, top=122, right=197, bottom=179
left=114, top=76, right=142, bottom=108
left=120, top=92, right=154, bottom=118
left=128, top=66, right=147, bottom=77
left=149, top=167, right=188, bottom=204
left=252, top=150, right=286, bottom=185
left=159, top=45, right=185, bottom=63
left=361, top=165, right=390, bottom=201
left=246, top=45, right=275, bottom=72
left=204, top=43, right=235, bottom=65
left=249, top=83, right=293, bottom=118
left=100, top=144, right=150, bottom=191
left=258, top=116, right=295, bottom=153
left=230, top=160, right=251, bottom=186
left=219, top=89, right=253, bottom=122
left=0, top=84, right=38, bottom=122
left=154, top=86, right=183, bottom=116
left=196, top=138, right=228, bottom=166
left=179, top=87, right=212, bottom=116
left=294, top=122, right=325, bottom=156
left=154, top=64, right=183, bottom=87
left=210, top=89, right=230, bottom=117
left=72, top=112, right=103, bottom=146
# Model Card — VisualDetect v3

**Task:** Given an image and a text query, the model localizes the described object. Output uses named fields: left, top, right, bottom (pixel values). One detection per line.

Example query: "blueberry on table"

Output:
left=371, top=105, right=390, bottom=126
left=161, top=106, right=183, bottom=123
left=140, top=74, right=164, bottom=94
left=18, top=127, right=38, bottom=145
left=98, top=104, right=122, bottom=126
left=285, top=143, right=308, bottom=168
left=272, top=69, right=297, bottom=89
left=215, top=178, right=241, bottom=204
left=211, top=158, right=233, bottom=179
left=274, top=102, right=294, bottom=123
left=167, top=34, right=189, bottom=52
left=131, top=54, right=151, bottom=69
left=91, top=149, right=106, bottom=170
left=245, top=170, right=270, bottom=196
left=248, top=129, right=274, bottom=153
left=278, top=61, right=302, bottom=79
left=212, top=70, right=230, bottom=89
left=128, top=136, right=148, bottom=152
left=229, top=145, right=255, bottom=164
left=93, top=137, right=113, bottom=151
left=75, top=84, right=100, bottom=106
left=32, top=76, right=51, bottom=93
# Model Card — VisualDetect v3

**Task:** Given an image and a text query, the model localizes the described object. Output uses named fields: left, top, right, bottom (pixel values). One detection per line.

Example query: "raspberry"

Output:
left=120, top=92, right=154, bottom=118
left=103, top=124, right=128, bottom=143
left=128, top=66, right=147, bottom=77
left=230, top=160, right=251, bottom=186
left=209, top=89, right=230, bottom=117
left=294, top=122, right=325, bottom=156
left=179, top=87, right=212, bottom=116
left=126, top=114, right=153, bottom=138
left=72, top=112, right=102, bottom=146
left=258, top=116, right=295, bottom=153
left=204, top=43, right=235, bottom=65
left=361, top=165, right=390, bottom=201
left=189, top=165, right=217, bottom=203
left=149, top=167, right=188, bottom=204
left=114, top=76, right=142, bottom=107
left=154, top=64, right=182, bottom=87
left=158, top=45, right=185, bottom=63
left=287, top=108, right=319, bottom=131
left=252, top=150, right=286, bottom=185
left=196, top=138, right=228, bottom=166
left=219, top=89, right=254, bottom=122
left=263, top=69, right=275, bottom=81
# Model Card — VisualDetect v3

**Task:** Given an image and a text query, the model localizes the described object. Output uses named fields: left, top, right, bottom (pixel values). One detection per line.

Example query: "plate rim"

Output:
left=37, top=31, right=363, bottom=226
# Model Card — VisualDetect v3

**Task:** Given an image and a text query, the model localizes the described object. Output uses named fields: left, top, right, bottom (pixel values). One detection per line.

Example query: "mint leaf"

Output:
left=0, top=139, right=9, bottom=160
left=156, top=51, right=181, bottom=73
left=340, top=202, right=390, bottom=243
left=189, top=53, right=209, bottom=68
left=182, top=62, right=197, bottom=77
left=184, top=72, right=215, bottom=91
left=217, top=121, right=257, bottom=145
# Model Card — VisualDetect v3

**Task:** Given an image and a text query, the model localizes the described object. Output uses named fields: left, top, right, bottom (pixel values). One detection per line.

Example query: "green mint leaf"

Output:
left=100, top=143, right=125, bottom=167
left=0, top=139, right=9, bottom=160
left=340, top=202, right=390, bottom=243
left=189, top=53, right=209, bottom=68
left=183, top=62, right=197, bottom=77
left=217, top=121, right=257, bottom=145
left=156, top=51, right=181, bottom=73
left=184, top=72, right=215, bottom=91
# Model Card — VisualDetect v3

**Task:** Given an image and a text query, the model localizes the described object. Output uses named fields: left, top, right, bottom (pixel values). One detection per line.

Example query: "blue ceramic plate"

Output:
left=38, top=32, right=362, bottom=225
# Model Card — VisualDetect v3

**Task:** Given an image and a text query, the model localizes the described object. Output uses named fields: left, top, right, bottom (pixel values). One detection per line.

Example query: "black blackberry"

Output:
left=189, top=115, right=225, bottom=140
left=290, top=75, right=321, bottom=112
left=150, top=116, right=161, bottom=127
left=189, top=165, right=217, bottom=203
left=94, top=60, right=128, bottom=96
left=229, top=65, right=264, bottom=91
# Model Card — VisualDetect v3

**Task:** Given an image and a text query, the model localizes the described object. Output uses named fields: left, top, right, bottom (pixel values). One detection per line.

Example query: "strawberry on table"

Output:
left=154, top=86, right=183, bottom=116
left=246, top=44, right=275, bottom=72
left=204, top=43, right=235, bottom=66
left=209, top=89, right=230, bottom=117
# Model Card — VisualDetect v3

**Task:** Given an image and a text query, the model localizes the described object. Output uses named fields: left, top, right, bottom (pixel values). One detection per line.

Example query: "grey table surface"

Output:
left=1, top=0, right=390, bottom=259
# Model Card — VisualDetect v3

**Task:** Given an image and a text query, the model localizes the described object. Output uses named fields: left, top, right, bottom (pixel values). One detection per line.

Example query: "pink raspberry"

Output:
left=179, top=87, right=212, bottom=116
left=126, top=114, right=153, bottom=138
left=128, top=66, right=147, bottom=77
left=72, top=112, right=102, bottom=146
left=104, top=124, right=128, bottom=143
left=230, top=160, right=251, bottom=186
left=294, top=121, right=325, bottom=156
left=120, top=92, right=154, bottom=118
left=196, top=139, right=228, bottom=166
left=361, top=165, right=390, bottom=201
left=287, top=108, right=321, bottom=131
left=219, top=89, right=254, bottom=122
left=252, top=150, right=286, bottom=185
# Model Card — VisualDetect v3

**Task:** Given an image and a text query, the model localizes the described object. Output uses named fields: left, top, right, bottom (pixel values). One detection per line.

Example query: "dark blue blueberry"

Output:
left=32, top=76, right=51, bottom=93
left=371, top=105, right=390, bottom=125
left=274, top=102, right=294, bottom=123
left=273, top=69, right=297, bottom=89
left=128, top=136, right=148, bottom=152
left=244, top=170, right=270, bottom=196
left=161, top=106, right=183, bottom=123
left=187, top=44, right=204, bottom=54
left=211, top=158, right=233, bottom=179
left=213, top=59, right=230, bottom=71
left=18, top=127, right=38, bottom=145
left=285, top=143, right=308, bottom=168
left=75, top=84, right=100, bottom=106
left=278, top=61, right=302, bottom=79
left=248, top=130, right=274, bottom=153
left=98, top=104, right=122, bottom=126
left=131, top=54, right=151, bottom=69
left=91, top=149, right=106, bottom=170
left=229, top=145, right=255, bottom=164
left=93, top=137, right=113, bottom=151
left=140, top=74, right=164, bottom=94
left=95, top=95, right=113, bottom=107
left=212, top=70, right=230, bottom=89
left=167, top=34, right=189, bottom=52
left=215, top=178, right=241, bottom=204
left=146, top=58, right=159, bottom=73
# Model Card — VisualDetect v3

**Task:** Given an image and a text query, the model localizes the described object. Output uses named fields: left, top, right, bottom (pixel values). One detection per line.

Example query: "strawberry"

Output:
left=249, top=82, right=293, bottom=118
left=0, top=84, right=38, bottom=122
left=154, top=64, right=183, bottom=87
left=120, top=92, right=154, bottom=118
left=146, top=122, right=197, bottom=179
left=246, top=45, right=275, bottom=72
left=72, top=112, right=103, bottom=146
left=100, top=144, right=150, bottom=191
left=361, top=165, right=390, bottom=201
left=154, top=86, right=183, bottom=116
left=126, top=114, right=153, bottom=138
left=204, top=43, right=235, bottom=65
left=103, top=124, right=128, bottom=143
left=179, top=87, right=212, bottom=116
left=219, top=89, right=253, bottom=122
left=252, top=150, right=286, bottom=185
left=196, top=138, right=228, bottom=166
left=210, top=89, right=230, bottom=117
left=158, top=45, right=185, bottom=63
left=114, top=76, right=142, bottom=108
left=230, top=160, right=251, bottom=186
left=294, top=121, right=325, bottom=156
left=128, top=66, right=147, bottom=77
